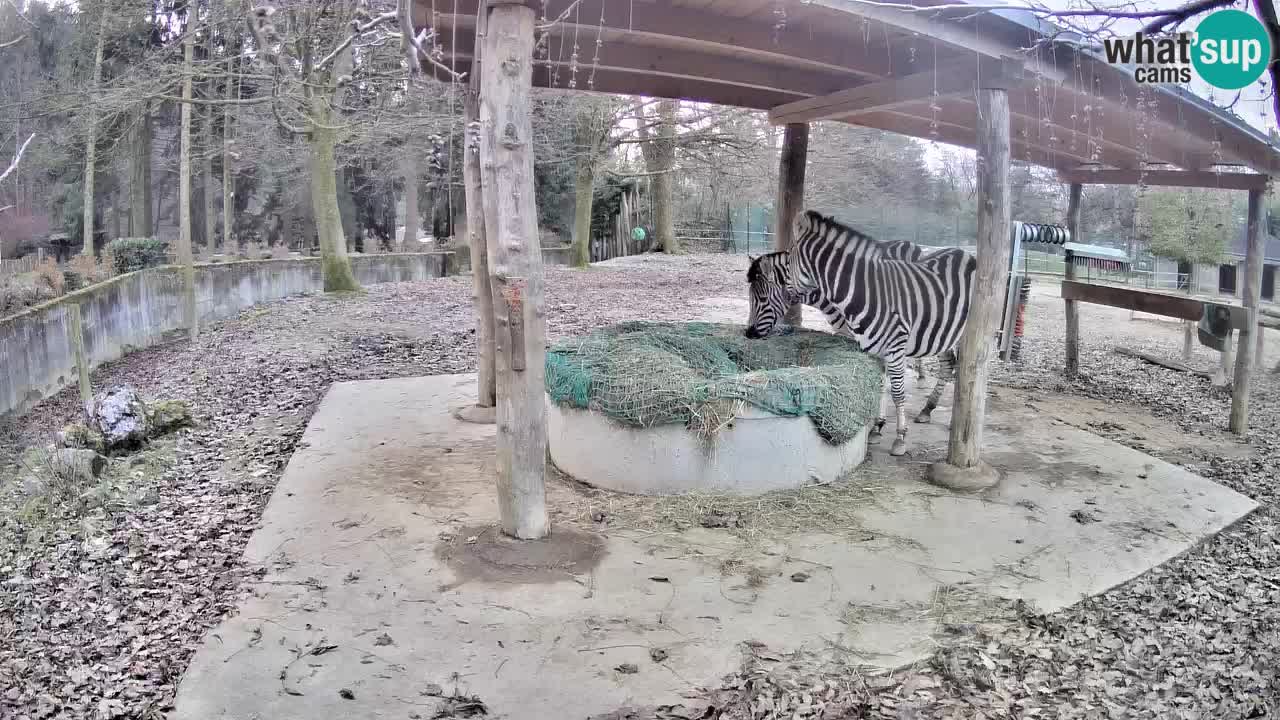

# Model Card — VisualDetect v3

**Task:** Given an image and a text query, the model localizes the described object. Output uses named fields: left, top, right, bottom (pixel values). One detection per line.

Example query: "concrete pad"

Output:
left=171, top=373, right=1257, bottom=720
left=547, top=399, right=870, bottom=495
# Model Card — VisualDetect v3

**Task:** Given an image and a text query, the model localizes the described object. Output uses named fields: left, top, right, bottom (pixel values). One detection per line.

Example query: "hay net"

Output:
left=545, top=321, right=884, bottom=445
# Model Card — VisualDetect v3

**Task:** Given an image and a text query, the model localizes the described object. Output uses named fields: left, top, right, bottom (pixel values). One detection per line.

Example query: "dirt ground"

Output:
left=2, top=255, right=1279, bottom=719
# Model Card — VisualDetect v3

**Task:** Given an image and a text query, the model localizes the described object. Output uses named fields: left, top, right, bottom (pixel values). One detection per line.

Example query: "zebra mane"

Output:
left=797, top=209, right=878, bottom=245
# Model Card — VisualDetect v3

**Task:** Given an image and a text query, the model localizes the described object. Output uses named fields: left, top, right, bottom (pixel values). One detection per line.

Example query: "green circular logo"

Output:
left=1192, top=9, right=1272, bottom=90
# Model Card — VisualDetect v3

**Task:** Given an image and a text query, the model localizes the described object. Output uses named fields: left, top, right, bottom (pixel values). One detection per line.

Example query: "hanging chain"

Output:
left=587, top=2, right=604, bottom=90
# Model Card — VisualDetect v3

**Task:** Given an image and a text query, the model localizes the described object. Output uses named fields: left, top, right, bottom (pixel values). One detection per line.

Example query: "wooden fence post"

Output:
left=1063, top=183, right=1082, bottom=377
left=478, top=0, right=549, bottom=539
left=67, top=304, right=92, bottom=405
left=775, top=122, right=809, bottom=326
left=1230, top=186, right=1267, bottom=433
left=931, top=68, right=1016, bottom=490
left=461, top=4, right=496, bottom=414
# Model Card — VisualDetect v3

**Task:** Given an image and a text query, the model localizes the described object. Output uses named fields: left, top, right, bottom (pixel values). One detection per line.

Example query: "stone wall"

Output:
left=0, top=253, right=453, bottom=417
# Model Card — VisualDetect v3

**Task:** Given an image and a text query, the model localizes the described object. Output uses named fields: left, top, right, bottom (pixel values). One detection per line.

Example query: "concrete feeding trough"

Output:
left=547, top=401, right=871, bottom=495
left=543, top=321, right=882, bottom=496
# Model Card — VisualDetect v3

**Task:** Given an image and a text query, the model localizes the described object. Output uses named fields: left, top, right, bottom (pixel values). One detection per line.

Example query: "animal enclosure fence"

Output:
left=0, top=250, right=43, bottom=279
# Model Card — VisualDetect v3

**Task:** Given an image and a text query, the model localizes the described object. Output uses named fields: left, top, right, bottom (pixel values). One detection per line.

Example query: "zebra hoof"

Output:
left=914, top=411, right=933, bottom=424
left=890, top=439, right=907, bottom=456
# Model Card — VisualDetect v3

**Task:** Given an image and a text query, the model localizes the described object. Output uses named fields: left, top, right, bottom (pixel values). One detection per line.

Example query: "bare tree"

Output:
left=81, top=0, right=109, bottom=258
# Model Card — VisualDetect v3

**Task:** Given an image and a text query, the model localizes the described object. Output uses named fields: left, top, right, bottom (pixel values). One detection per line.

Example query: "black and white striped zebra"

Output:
left=745, top=210, right=975, bottom=456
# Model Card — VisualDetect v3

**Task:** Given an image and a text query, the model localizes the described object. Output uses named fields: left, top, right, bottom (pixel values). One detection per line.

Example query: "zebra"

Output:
left=797, top=245, right=934, bottom=384
left=744, top=210, right=974, bottom=456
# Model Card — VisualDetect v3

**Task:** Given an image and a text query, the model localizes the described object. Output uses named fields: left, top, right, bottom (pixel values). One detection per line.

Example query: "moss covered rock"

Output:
left=56, top=423, right=106, bottom=453
left=146, top=399, right=194, bottom=436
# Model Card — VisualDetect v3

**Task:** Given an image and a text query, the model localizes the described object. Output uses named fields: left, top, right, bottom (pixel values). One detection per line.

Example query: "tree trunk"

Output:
left=638, top=99, right=679, bottom=253
left=179, top=33, right=198, bottom=340
left=775, top=122, right=809, bottom=326
left=309, top=98, right=360, bottom=292
left=944, top=86, right=1012, bottom=471
left=202, top=102, right=216, bottom=253
left=401, top=154, right=419, bottom=251
left=463, top=27, right=496, bottom=410
left=81, top=4, right=108, bottom=258
left=571, top=155, right=594, bottom=267
left=478, top=2, right=549, bottom=539
left=222, top=72, right=236, bottom=253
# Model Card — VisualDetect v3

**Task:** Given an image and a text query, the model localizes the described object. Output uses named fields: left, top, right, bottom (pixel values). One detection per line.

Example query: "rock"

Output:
left=55, top=423, right=105, bottom=453
left=48, top=448, right=108, bottom=485
left=146, top=399, right=194, bottom=436
left=85, top=386, right=149, bottom=452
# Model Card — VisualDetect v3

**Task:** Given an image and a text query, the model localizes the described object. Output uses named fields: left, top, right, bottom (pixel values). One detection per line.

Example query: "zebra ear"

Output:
left=747, top=254, right=757, bottom=263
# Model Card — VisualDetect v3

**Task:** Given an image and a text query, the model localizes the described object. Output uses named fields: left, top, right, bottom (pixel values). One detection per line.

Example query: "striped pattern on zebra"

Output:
left=745, top=210, right=975, bottom=456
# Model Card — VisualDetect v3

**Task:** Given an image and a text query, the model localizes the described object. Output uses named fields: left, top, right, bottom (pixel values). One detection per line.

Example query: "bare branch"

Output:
left=0, top=132, right=34, bottom=184
left=316, top=10, right=398, bottom=72
left=1252, top=0, right=1280, bottom=125
left=0, top=35, right=25, bottom=50
left=1139, top=0, right=1238, bottom=32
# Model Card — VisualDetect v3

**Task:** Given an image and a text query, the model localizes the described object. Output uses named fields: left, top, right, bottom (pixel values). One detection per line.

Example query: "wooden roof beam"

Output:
left=431, top=0, right=902, bottom=80
left=768, top=56, right=1022, bottom=125
left=802, top=0, right=1279, bottom=172
left=443, top=33, right=860, bottom=99
left=430, top=59, right=806, bottom=110
left=1057, top=168, right=1272, bottom=190
left=852, top=110, right=1089, bottom=173
left=935, top=97, right=1149, bottom=170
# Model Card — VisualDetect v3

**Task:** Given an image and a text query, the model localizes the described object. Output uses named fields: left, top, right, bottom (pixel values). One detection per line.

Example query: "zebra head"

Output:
left=744, top=251, right=796, bottom=339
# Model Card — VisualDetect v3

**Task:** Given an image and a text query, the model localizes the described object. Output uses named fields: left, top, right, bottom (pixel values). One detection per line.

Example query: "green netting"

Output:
left=545, top=321, right=885, bottom=445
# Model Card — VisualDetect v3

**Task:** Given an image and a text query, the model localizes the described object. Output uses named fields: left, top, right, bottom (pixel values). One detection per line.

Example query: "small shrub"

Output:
left=107, top=237, right=170, bottom=274
left=0, top=275, right=57, bottom=315
left=64, top=254, right=113, bottom=290
left=34, top=257, right=64, bottom=296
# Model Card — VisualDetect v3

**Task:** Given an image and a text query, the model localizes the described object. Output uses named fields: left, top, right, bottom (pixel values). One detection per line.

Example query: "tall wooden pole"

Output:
left=479, top=0, right=549, bottom=539
left=775, top=122, right=809, bottom=326
left=463, top=3, right=496, bottom=412
left=1230, top=186, right=1267, bottom=433
left=940, top=83, right=1012, bottom=475
left=1063, top=183, right=1082, bottom=377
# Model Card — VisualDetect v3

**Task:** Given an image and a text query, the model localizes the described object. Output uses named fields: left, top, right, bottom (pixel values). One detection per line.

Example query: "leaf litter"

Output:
left=2, top=258, right=1279, bottom=718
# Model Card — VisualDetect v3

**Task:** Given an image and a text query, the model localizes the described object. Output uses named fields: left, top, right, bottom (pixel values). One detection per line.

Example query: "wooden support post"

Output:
left=66, top=304, right=92, bottom=405
left=775, top=122, right=809, bottom=326
left=1215, top=329, right=1235, bottom=386
left=462, top=7, right=496, bottom=413
left=478, top=0, right=549, bottom=539
left=1230, top=186, right=1267, bottom=433
left=1063, top=183, right=1082, bottom=377
left=932, top=84, right=1012, bottom=489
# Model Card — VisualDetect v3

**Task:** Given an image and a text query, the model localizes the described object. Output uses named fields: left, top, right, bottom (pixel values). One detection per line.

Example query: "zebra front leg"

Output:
left=914, top=349, right=956, bottom=424
left=869, top=374, right=888, bottom=444
left=886, top=357, right=909, bottom=456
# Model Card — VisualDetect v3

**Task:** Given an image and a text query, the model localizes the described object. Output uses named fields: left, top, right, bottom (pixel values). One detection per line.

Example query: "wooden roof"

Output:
left=416, top=0, right=1280, bottom=179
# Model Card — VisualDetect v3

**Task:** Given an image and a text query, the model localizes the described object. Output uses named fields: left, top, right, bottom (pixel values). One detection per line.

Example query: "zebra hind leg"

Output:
left=887, top=358, right=909, bottom=456
left=914, top=350, right=956, bottom=424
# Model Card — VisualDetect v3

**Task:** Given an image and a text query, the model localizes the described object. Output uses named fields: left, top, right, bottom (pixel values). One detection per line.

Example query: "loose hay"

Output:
left=550, top=462, right=891, bottom=544
left=545, top=321, right=884, bottom=446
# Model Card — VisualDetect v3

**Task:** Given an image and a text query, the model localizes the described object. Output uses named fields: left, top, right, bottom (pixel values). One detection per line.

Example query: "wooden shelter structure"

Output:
left=413, top=0, right=1280, bottom=537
